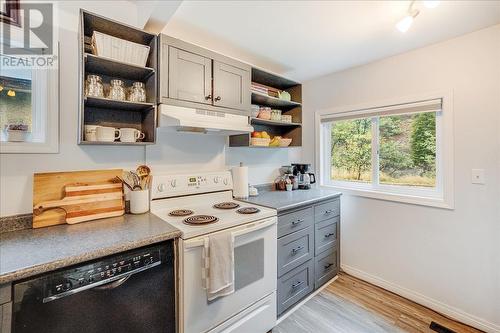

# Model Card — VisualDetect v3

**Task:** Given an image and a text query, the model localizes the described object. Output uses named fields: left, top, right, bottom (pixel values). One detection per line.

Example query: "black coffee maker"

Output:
left=292, top=163, right=316, bottom=189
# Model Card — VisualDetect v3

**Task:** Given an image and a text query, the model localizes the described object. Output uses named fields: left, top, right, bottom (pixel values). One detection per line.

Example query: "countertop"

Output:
left=238, top=186, right=342, bottom=213
left=0, top=213, right=180, bottom=284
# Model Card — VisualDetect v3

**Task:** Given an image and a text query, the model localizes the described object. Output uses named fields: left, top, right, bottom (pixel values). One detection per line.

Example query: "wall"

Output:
left=302, top=25, right=500, bottom=331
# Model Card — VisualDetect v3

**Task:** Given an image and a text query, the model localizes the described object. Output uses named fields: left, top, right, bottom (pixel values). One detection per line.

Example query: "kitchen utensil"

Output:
left=85, top=74, right=104, bottom=97
left=128, top=82, right=146, bottom=102
left=114, top=176, right=133, bottom=191
left=136, top=165, right=151, bottom=190
left=129, top=189, right=149, bottom=214
left=96, top=126, right=121, bottom=142
left=123, top=170, right=141, bottom=190
left=108, top=79, right=126, bottom=101
left=33, top=169, right=123, bottom=228
left=120, top=128, right=145, bottom=143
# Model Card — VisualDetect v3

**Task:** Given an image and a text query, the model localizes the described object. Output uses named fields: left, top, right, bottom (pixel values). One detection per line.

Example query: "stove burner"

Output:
left=169, top=209, right=194, bottom=217
left=236, top=207, right=261, bottom=214
left=213, top=202, right=240, bottom=210
left=183, top=215, right=219, bottom=225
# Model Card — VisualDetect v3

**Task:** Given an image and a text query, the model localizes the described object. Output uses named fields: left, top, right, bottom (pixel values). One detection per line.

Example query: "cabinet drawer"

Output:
left=315, top=248, right=338, bottom=289
left=278, top=226, right=314, bottom=277
left=278, top=207, right=313, bottom=238
left=277, top=260, right=314, bottom=315
left=315, top=217, right=338, bottom=255
left=314, top=199, right=340, bottom=222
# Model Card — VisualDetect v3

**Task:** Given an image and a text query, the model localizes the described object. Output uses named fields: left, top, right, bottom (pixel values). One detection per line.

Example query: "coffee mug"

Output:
left=84, top=125, right=100, bottom=142
left=120, top=128, right=145, bottom=143
left=96, top=126, right=121, bottom=142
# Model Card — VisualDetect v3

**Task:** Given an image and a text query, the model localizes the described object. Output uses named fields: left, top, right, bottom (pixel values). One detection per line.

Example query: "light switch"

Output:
left=471, top=169, right=485, bottom=184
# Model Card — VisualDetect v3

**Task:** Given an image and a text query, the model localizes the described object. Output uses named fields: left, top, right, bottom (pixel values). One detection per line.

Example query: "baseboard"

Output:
left=341, top=264, right=500, bottom=333
left=276, top=275, right=339, bottom=325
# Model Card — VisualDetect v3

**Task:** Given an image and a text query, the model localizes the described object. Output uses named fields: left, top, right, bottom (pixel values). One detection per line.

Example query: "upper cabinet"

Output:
left=159, top=35, right=251, bottom=116
left=213, top=61, right=250, bottom=111
left=168, top=47, right=212, bottom=105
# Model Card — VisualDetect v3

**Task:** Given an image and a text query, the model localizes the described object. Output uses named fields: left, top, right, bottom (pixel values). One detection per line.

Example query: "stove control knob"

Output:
left=170, top=179, right=177, bottom=188
left=158, top=183, right=167, bottom=192
left=223, top=178, right=229, bottom=186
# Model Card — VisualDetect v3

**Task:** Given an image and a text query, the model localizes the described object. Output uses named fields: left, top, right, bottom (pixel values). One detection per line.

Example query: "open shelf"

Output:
left=251, top=117, right=301, bottom=127
left=80, top=141, right=155, bottom=146
left=85, top=53, right=155, bottom=81
left=85, top=96, right=154, bottom=111
left=251, top=91, right=301, bottom=109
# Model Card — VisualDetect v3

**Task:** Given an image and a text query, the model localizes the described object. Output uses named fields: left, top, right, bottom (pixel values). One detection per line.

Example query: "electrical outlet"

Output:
left=471, top=169, right=485, bottom=184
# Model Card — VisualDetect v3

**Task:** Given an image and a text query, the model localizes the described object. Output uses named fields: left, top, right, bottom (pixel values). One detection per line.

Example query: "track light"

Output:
left=396, top=0, right=438, bottom=33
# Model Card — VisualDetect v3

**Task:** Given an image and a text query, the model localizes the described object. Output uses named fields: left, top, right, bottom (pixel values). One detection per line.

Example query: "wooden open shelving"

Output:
left=78, top=10, right=158, bottom=145
left=230, top=68, right=302, bottom=148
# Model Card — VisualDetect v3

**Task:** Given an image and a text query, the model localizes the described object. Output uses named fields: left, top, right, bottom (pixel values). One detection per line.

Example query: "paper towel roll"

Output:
left=232, top=163, right=249, bottom=199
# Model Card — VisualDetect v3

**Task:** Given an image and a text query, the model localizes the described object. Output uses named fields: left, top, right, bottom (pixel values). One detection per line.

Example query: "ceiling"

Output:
left=162, top=1, right=500, bottom=82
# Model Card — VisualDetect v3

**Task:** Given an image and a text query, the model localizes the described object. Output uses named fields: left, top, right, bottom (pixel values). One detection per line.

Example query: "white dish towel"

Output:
left=202, top=231, right=235, bottom=301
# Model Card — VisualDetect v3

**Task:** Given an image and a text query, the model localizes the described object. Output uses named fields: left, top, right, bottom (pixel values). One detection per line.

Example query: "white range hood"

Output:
left=159, top=104, right=253, bottom=135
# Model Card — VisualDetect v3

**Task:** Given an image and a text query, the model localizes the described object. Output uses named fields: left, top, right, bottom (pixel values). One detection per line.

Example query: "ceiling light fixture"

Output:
left=7, top=90, right=15, bottom=97
left=423, top=1, right=440, bottom=9
left=396, top=0, right=439, bottom=33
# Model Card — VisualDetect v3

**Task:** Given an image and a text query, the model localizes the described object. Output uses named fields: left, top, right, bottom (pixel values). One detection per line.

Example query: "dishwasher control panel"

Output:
left=43, top=245, right=163, bottom=302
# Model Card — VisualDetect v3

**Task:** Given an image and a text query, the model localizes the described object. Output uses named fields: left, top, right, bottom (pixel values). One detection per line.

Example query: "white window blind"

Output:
left=320, top=98, right=442, bottom=122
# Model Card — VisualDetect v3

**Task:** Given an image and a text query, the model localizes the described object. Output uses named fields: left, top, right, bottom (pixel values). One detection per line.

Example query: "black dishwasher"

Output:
left=12, top=241, right=175, bottom=333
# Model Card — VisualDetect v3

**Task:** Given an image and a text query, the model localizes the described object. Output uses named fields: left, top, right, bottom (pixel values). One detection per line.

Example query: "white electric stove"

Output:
left=150, top=171, right=278, bottom=333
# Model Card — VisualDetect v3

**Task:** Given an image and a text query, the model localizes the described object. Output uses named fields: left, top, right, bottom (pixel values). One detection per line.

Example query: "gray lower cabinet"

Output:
left=213, top=61, right=250, bottom=111
left=276, top=196, right=341, bottom=316
left=168, top=46, right=212, bottom=105
left=277, top=259, right=314, bottom=315
left=0, top=283, right=11, bottom=333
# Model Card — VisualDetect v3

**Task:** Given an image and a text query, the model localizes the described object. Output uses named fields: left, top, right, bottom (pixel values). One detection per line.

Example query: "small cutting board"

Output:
left=33, top=169, right=124, bottom=228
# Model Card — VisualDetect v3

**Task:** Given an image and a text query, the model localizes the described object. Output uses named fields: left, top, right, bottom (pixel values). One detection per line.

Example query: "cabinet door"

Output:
left=213, top=61, right=250, bottom=113
left=168, top=47, right=212, bottom=105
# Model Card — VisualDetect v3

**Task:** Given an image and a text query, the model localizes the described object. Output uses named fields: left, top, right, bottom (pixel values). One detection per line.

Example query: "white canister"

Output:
left=129, top=189, right=149, bottom=214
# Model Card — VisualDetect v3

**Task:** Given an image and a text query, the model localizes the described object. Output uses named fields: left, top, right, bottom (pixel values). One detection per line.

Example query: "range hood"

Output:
left=159, top=104, right=254, bottom=135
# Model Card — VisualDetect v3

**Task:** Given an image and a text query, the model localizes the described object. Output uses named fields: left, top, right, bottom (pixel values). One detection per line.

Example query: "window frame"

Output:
left=315, top=91, right=454, bottom=209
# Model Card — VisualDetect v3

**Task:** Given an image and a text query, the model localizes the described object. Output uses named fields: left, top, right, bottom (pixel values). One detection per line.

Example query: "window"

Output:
left=317, top=94, right=454, bottom=209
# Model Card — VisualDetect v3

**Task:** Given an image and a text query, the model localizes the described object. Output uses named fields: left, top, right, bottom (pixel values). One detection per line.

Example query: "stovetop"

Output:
left=150, top=191, right=276, bottom=239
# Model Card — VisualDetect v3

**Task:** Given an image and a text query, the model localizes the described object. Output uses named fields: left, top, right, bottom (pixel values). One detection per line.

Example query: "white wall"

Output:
left=302, top=25, right=500, bottom=331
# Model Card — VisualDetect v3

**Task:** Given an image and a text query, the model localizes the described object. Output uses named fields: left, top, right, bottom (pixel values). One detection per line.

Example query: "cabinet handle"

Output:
left=214, top=96, right=221, bottom=101
left=291, top=245, right=304, bottom=255
left=324, top=232, right=335, bottom=238
left=325, top=209, right=334, bottom=214
left=291, top=219, right=304, bottom=226
left=324, top=263, right=334, bottom=270
left=205, top=94, right=212, bottom=100
left=291, top=280, right=304, bottom=289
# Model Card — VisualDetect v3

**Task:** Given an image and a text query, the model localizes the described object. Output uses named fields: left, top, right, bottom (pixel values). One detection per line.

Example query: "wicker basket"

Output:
left=279, top=138, right=292, bottom=147
left=92, top=31, right=150, bottom=67
left=250, top=137, right=271, bottom=147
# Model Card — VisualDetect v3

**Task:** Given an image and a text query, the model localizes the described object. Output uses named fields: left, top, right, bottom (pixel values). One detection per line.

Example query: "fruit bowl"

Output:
left=279, top=138, right=292, bottom=147
left=251, top=137, right=271, bottom=147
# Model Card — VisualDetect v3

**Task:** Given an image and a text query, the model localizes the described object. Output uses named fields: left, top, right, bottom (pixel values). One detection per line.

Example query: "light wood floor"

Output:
left=274, top=273, right=483, bottom=333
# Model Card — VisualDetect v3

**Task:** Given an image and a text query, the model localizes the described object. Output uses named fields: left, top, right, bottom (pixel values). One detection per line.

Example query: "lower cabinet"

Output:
left=276, top=197, right=341, bottom=316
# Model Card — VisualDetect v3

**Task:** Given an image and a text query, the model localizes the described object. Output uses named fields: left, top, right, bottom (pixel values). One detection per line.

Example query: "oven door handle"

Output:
left=184, top=217, right=277, bottom=249
left=92, top=275, right=131, bottom=290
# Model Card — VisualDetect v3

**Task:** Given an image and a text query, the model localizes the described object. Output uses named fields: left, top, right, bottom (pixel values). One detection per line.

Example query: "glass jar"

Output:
left=271, top=109, right=282, bottom=121
left=85, top=75, right=104, bottom=98
left=108, top=79, right=126, bottom=101
left=128, top=82, right=146, bottom=102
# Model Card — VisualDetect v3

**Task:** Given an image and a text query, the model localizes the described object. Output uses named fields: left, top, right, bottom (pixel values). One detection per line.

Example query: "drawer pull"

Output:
left=325, top=209, right=334, bottom=214
left=324, top=263, right=334, bottom=270
left=324, top=232, right=335, bottom=238
left=291, top=246, right=304, bottom=255
left=291, top=219, right=304, bottom=226
left=291, top=280, right=304, bottom=289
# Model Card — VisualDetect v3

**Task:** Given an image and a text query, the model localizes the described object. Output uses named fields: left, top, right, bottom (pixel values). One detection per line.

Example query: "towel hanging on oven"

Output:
left=202, top=231, right=235, bottom=301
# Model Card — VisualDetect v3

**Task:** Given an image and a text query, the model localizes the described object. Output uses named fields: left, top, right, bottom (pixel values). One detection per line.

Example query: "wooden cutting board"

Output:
left=33, top=169, right=124, bottom=228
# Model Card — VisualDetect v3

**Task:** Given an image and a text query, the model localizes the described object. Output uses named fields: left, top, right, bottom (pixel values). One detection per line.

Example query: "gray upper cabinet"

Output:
left=213, top=61, right=250, bottom=111
left=159, top=34, right=251, bottom=115
left=168, top=47, right=212, bottom=105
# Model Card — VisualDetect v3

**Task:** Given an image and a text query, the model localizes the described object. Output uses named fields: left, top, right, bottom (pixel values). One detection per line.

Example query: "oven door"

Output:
left=180, top=217, right=277, bottom=333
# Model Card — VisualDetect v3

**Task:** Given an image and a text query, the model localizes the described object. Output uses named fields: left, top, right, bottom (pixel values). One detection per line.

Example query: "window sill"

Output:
left=321, top=184, right=454, bottom=210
